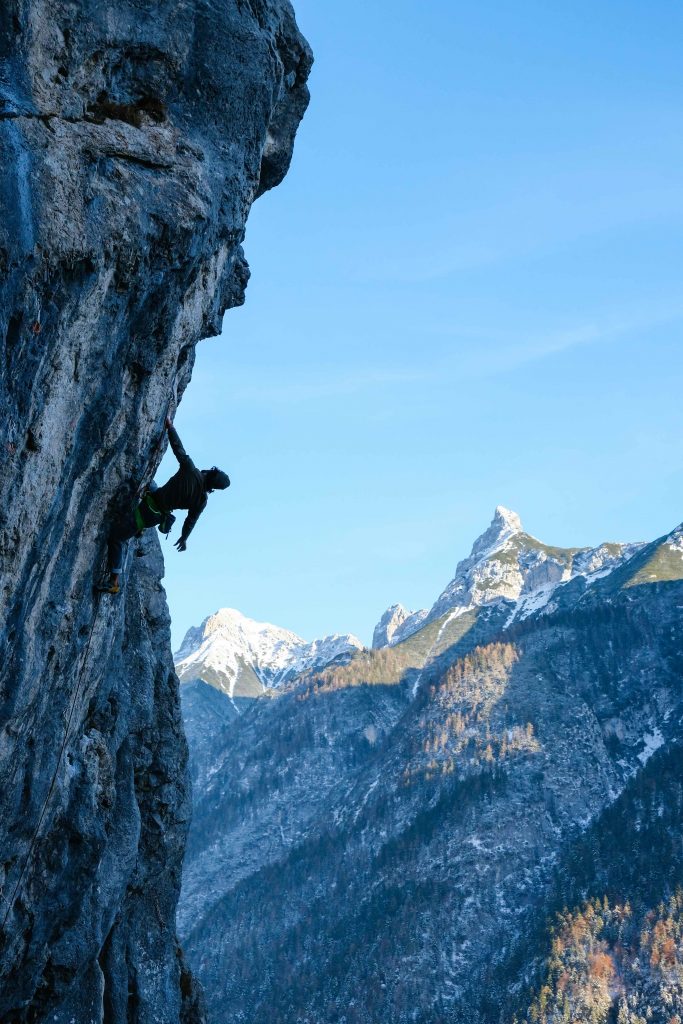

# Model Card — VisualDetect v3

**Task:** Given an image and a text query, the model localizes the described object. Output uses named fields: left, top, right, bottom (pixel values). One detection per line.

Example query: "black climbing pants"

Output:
left=107, top=496, right=162, bottom=574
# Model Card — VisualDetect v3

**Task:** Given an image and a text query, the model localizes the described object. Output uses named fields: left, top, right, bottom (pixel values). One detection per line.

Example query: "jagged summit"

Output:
left=175, top=608, right=363, bottom=698
left=464, top=504, right=525, bottom=566
left=176, top=607, right=302, bottom=661
left=372, top=508, right=647, bottom=647
left=428, top=506, right=643, bottom=626
left=492, top=504, right=523, bottom=536
left=372, top=604, right=414, bottom=648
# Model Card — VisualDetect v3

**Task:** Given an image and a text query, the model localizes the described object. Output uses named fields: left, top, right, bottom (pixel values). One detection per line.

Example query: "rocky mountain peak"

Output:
left=494, top=504, right=523, bottom=533
left=471, top=505, right=523, bottom=557
left=414, top=508, right=644, bottom=634
left=175, top=608, right=363, bottom=698
left=372, top=604, right=413, bottom=648
left=206, top=608, right=251, bottom=632
left=180, top=607, right=300, bottom=651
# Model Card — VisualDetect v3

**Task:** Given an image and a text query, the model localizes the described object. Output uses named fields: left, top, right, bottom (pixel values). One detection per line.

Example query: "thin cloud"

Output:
left=188, top=307, right=683, bottom=410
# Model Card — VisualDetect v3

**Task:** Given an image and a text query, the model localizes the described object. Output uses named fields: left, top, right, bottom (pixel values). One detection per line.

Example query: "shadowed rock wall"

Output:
left=0, top=2, right=311, bottom=1020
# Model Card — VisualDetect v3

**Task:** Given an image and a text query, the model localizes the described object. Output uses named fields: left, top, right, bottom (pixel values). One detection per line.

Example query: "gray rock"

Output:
left=0, top=2, right=311, bottom=1020
left=426, top=506, right=644, bottom=625
left=372, top=603, right=413, bottom=647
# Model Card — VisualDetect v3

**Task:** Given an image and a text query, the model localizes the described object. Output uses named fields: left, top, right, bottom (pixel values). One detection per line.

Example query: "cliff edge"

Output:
left=0, top=2, right=311, bottom=1020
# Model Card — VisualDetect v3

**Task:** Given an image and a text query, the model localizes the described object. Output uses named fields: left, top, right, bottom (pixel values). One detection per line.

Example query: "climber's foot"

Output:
left=95, top=575, right=120, bottom=595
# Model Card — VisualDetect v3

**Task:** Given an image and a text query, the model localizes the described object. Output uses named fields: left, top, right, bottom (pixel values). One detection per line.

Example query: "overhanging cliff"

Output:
left=0, top=2, right=311, bottom=1020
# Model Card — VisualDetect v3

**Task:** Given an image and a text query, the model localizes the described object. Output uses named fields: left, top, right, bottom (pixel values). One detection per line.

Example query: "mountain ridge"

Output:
left=178, top=510, right=683, bottom=1023
left=175, top=607, right=363, bottom=698
left=174, top=508, right=653, bottom=708
left=384, top=505, right=646, bottom=646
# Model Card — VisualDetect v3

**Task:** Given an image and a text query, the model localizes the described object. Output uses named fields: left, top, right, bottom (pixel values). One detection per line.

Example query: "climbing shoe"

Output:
left=95, top=578, right=120, bottom=595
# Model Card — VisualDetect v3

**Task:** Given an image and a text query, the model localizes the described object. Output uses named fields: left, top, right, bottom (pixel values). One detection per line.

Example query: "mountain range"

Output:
left=175, top=506, right=646, bottom=697
left=177, top=507, right=683, bottom=1024
left=175, top=607, right=363, bottom=700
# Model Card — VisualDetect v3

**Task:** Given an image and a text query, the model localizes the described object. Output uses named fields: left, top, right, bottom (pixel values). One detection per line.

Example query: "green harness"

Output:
left=134, top=491, right=164, bottom=533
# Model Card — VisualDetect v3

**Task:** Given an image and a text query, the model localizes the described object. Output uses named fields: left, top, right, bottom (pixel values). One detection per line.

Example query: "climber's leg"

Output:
left=96, top=514, right=137, bottom=593
left=97, top=496, right=164, bottom=594
left=108, top=515, right=137, bottom=572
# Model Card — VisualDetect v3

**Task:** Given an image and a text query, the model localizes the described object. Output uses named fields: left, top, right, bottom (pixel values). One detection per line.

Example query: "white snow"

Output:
left=175, top=607, right=363, bottom=697
left=637, top=728, right=665, bottom=765
left=390, top=607, right=429, bottom=646
left=667, top=527, right=683, bottom=555
left=505, top=582, right=557, bottom=627
left=353, top=778, right=379, bottom=823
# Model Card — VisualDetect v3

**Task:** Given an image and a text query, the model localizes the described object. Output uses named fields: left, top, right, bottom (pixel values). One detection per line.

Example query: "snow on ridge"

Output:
left=373, top=604, right=419, bottom=648
left=390, top=608, right=429, bottom=646
left=379, top=509, right=646, bottom=646
left=179, top=512, right=655, bottom=692
left=667, top=525, right=683, bottom=555
left=175, top=607, right=363, bottom=697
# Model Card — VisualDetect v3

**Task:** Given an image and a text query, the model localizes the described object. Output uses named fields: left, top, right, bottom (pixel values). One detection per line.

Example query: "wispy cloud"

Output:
left=187, top=306, right=683, bottom=410
left=478, top=307, right=683, bottom=375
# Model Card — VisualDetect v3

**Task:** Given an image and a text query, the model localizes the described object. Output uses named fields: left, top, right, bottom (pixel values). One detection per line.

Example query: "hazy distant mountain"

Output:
left=179, top=510, right=683, bottom=1024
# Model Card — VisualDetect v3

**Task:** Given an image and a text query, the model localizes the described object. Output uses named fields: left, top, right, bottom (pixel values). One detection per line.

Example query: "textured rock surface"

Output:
left=372, top=602, right=413, bottom=648
left=0, top=2, right=311, bottom=1020
left=179, top=516, right=683, bottom=1023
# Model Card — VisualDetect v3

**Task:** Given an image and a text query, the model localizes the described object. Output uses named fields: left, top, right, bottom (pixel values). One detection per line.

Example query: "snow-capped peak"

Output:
left=174, top=608, right=363, bottom=698
left=469, top=505, right=523, bottom=561
left=494, top=505, right=523, bottom=534
left=374, top=508, right=646, bottom=647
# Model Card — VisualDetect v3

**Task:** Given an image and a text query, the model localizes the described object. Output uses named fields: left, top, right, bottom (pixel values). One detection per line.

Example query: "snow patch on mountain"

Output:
left=668, top=526, right=683, bottom=555
left=638, top=728, right=665, bottom=765
left=374, top=507, right=646, bottom=647
left=175, top=608, right=363, bottom=698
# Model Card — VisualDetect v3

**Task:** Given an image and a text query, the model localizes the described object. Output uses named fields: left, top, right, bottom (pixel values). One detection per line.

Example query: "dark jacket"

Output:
left=154, top=426, right=207, bottom=543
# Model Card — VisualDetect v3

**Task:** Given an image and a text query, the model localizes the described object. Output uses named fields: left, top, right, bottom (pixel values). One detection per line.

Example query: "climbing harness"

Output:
left=133, top=492, right=175, bottom=536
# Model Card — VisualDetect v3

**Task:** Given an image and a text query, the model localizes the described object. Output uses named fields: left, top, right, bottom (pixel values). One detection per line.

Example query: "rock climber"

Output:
left=97, top=417, right=230, bottom=594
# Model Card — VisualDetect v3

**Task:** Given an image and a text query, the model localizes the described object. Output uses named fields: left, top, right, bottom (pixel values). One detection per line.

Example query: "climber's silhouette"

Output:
left=97, top=417, right=230, bottom=594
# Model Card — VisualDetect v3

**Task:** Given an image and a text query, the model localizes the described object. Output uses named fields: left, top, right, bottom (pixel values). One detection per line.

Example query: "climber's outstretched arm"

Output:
left=166, top=420, right=195, bottom=471
left=175, top=494, right=208, bottom=551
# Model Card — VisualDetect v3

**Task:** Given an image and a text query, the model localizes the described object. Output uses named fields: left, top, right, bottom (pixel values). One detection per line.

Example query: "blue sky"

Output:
left=160, top=0, right=683, bottom=651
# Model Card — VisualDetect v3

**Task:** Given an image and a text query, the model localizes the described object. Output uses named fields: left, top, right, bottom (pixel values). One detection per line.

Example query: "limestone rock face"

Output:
left=0, top=2, right=311, bottom=1021
left=372, top=603, right=413, bottom=648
